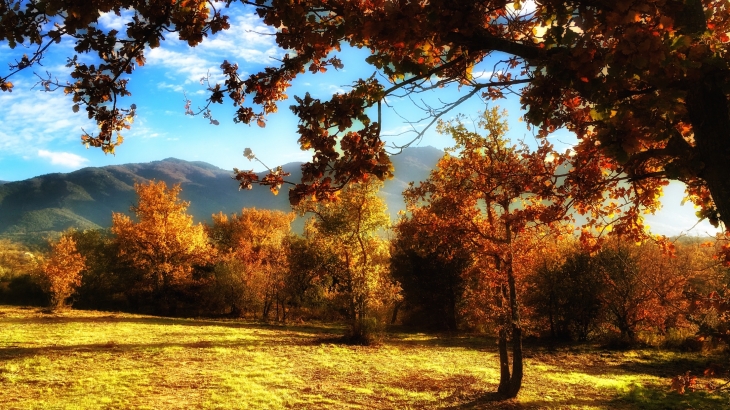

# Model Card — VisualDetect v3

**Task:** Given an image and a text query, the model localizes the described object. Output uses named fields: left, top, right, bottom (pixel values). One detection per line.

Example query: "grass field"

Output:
left=0, top=306, right=728, bottom=409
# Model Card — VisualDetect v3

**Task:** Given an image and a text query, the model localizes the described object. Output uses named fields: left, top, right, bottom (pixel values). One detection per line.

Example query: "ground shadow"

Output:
left=0, top=334, right=331, bottom=362
left=0, top=312, right=342, bottom=337
left=386, top=329, right=493, bottom=351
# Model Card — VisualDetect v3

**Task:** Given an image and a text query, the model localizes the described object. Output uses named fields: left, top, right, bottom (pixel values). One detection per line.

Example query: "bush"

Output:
left=527, top=249, right=603, bottom=341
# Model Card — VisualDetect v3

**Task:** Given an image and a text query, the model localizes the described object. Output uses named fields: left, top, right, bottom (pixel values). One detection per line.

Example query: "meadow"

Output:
left=0, top=306, right=728, bottom=409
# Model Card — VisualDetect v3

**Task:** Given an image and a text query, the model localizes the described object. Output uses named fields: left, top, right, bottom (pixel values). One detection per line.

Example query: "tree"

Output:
left=0, top=239, right=45, bottom=306
left=526, top=242, right=604, bottom=342
left=392, top=200, right=472, bottom=331
left=112, top=181, right=212, bottom=312
left=66, top=229, right=128, bottom=311
left=595, top=239, right=689, bottom=341
left=207, top=208, right=294, bottom=319
left=38, top=233, right=86, bottom=310
left=3, top=1, right=730, bottom=233
left=285, top=233, right=341, bottom=320
left=296, top=179, right=401, bottom=343
left=404, top=108, right=566, bottom=398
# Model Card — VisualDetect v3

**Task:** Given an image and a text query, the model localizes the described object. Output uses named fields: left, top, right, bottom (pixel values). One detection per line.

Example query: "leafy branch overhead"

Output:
left=2, top=1, right=730, bottom=231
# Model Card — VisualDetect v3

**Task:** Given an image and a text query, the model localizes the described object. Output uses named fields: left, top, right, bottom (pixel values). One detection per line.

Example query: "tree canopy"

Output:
left=403, top=108, right=570, bottom=397
left=2, top=0, right=730, bottom=231
left=112, top=180, right=212, bottom=296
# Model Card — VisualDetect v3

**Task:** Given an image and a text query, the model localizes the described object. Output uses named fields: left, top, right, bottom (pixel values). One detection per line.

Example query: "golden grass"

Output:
left=0, top=306, right=728, bottom=409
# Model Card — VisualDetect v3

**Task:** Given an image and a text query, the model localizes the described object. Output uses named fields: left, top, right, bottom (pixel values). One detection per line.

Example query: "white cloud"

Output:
left=471, top=70, right=494, bottom=79
left=38, top=150, right=89, bottom=167
left=195, top=13, right=280, bottom=63
left=118, top=115, right=165, bottom=140
left=145, top=12, right=281, bottom=87
left=98, top=10, right=134, bottom=31
left=147, top=48, right=221, bottom=84
left=158, top=81, right=185, bottom=93
left=327, top=84, right=347, bottom=95
left=0, top=80, right=97, bottom=154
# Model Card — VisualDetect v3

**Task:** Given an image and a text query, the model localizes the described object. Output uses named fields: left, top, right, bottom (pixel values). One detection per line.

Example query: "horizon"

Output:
left=0, top=151, right=722, bottom=238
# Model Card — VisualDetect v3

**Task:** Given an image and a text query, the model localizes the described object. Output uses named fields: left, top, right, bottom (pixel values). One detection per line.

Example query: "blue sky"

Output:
left=0, top=6, right=719, bottom=237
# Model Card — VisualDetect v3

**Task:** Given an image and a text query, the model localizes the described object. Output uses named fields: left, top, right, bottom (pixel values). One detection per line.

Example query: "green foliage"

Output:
left=68, top=229, right=132, bottom=311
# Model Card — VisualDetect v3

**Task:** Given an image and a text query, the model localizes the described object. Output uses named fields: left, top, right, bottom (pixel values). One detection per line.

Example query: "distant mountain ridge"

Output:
left=0, top=146, right=444, bottom=236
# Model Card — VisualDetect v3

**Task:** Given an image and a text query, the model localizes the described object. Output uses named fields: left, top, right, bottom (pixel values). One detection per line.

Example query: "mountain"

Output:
left=0, top=146, right=444, bottom=237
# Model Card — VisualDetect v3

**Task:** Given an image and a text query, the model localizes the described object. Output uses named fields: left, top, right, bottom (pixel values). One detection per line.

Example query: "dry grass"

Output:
left=0, top=306, right=728, bottom=409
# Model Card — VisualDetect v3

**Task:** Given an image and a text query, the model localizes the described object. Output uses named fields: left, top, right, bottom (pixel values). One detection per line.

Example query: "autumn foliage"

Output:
left=207, top=209, right=294, bottom=319
left=401, top=108, right=570, bottom=397
left=38, top=233, right=86, bottom=310
left=112, top=181, right=212, bottom=309
left=4, top=1, right=730, bottom=238
left=296, top=180, right=401, bottom=343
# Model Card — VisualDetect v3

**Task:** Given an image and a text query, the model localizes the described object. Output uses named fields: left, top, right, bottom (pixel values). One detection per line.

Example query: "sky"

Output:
left=0, top=5, right=721, bottom=238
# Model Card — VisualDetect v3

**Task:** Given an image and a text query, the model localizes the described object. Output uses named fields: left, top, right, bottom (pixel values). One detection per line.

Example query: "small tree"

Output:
left=207, top=208, right=294, bottom=320
left=112, top=181, right=212, bottom=313
left=39, top=234, right=86, bottom=310
left=67, top=229, right=127, bottom=311
left=596, top=239, right=689, bottom=342
left=297, top=180, right=401, bottom=343
left=0, top=239, right=45, bottom=306
left=392, top=206, right=471, bottom=331
left=404, top=108, right=566, bottom=398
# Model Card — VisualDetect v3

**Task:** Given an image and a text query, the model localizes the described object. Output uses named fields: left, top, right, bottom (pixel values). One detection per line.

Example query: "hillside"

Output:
left=0, top=146, right=443, bottom=236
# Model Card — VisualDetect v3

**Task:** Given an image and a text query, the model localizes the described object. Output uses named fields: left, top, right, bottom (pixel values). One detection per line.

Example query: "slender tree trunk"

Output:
left=506, top=257, right=523, bottom=398
left=496, top=215, right=523, bottom=399
left=497, top=327, right=511, bottom=396
left=275, top=296, right=280, bottom=322
left=390, top=300, right=402, bottom=325
left=496, top=281, right=511, bottom=396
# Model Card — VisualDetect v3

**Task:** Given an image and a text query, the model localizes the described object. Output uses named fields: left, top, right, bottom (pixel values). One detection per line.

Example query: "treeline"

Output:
left=394, top=229, right=730, bottom=347
left=0, top=180, right=399, bottom=343
left=1, top=178, right=729, bottom=348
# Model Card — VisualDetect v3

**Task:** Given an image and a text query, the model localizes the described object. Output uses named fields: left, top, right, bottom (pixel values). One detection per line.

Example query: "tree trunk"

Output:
left=497, top=327, right=511, bottom=396
left=504, top=258, right=523, bottom=398
left=390, top=300, right=402, bottom=325
left=686, top=78, right=730, bottom=230
left=681, top=0, right=730, bottom=231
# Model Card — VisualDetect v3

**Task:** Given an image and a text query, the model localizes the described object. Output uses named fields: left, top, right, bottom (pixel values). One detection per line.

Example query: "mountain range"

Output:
left=0, top=146, right=444, bottom=239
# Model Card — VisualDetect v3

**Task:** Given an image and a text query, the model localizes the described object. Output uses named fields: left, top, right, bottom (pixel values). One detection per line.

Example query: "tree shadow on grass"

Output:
left=0, top=312, right=342, bottom=338
left=609, top=383, right=730, bottom=410
left=0, top=334, right=332, bottom=362
left=557, top=350, right=726, bottom=379
left=385, top=330, right=493, bottom=351
left=444, top=395, right=619, bottom=410
left=441, top=388, right=729, bottom=410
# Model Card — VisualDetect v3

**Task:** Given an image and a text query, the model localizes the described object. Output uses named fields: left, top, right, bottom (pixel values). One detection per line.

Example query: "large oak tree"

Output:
left=2, top=1, right=730, bottom=231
